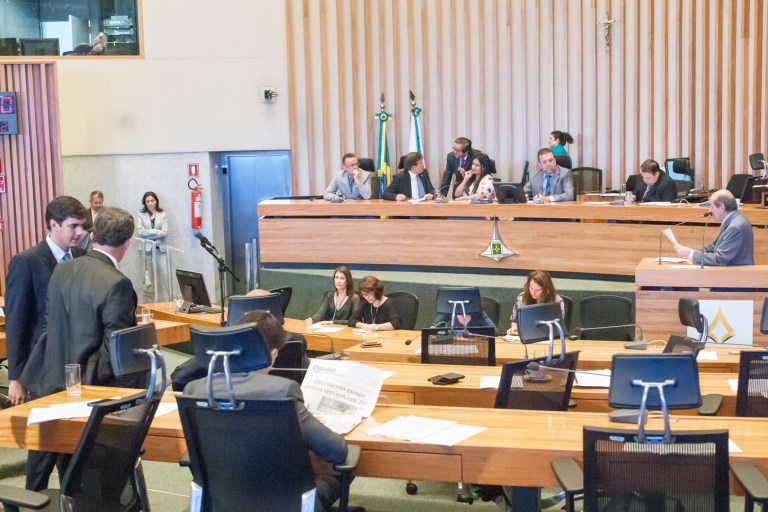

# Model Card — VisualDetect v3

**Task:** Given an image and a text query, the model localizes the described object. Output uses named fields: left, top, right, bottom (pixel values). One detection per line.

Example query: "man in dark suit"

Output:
left=383, top=151, right=435, bottom=201
left=674, top=189, right=754, bottom=266
left=5, top=196, right=87, bottom=407
left=5, top=196, right=87, bottom=492
left=19, top=207, right=137, bottom=491
left=632, top=159, right=677, bottom=203
left=439, top=137, right=482, bottom=198
left=184, top=310, right=348, bottom=512
left=80, top=190, right=103, bottom=251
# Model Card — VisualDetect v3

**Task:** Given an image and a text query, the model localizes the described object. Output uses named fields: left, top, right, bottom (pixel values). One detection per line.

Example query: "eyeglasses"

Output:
left=361, top=290, right=374, bottom=297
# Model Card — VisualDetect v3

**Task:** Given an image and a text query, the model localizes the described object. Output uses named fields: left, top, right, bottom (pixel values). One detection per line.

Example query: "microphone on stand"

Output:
left=573, top=324, right=647, bottom=350
left=699, top=216, right=711, bottom=269
left=658, top=212, right=712, bottom=265
left=525, top=361, right=610, bottom=378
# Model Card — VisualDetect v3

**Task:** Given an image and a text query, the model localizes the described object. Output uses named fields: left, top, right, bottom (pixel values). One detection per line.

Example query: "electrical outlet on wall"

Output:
left=260, top=87, right=278, bottom=103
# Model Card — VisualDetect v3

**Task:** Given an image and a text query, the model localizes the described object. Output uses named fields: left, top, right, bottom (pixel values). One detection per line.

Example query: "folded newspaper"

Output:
left=301, top=359, right=383, bottom=434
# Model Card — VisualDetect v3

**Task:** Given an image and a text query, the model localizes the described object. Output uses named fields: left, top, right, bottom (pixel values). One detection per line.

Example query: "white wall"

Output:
left=56, top=0, right=290, bottom=156
left=58, top=1, right=289, bottom=298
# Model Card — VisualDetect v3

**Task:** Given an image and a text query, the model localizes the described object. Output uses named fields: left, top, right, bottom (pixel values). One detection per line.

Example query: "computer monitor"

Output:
left=435, top=287, right=483, bottom=315
left=608, top=354, right=702, bottom=410
left=760, top=297, right=768, bottom=335
left=494, top=182, right=528, bottom=204
left=420, top=326, right=496, bottom=365
left=176, top=269, right=214, bottom=306
left=20, top=38, right=60, bottom=56
left=517, top=302, right=566, bottom=344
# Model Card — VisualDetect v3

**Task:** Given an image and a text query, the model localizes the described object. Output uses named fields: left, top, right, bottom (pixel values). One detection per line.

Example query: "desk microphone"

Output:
left=658, top=212, right=712, bottom=264
left=525, top=361, right=610, bottom=378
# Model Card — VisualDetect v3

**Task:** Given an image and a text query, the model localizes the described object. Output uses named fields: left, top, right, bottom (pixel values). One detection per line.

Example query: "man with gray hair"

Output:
left=674, top=189, right=754, bottom=266
left=22, top=207, right=138, bottom=400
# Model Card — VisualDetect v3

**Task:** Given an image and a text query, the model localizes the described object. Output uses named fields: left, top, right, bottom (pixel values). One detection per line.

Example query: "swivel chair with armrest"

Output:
left=570, top=167, right=602, bottom=195
left=178, top=323, right=362, bottom=512
left=0, top=323, right=166, bottom=512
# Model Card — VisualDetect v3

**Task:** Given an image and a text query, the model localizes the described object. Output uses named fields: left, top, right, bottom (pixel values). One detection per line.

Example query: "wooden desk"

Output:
left=0, top=320, right=188, bottom=361
left=344, top=337, right=743, bottom=372
left=140, top=302, right=416, bottom=352
left=366, top=361, right=738, bottom=416
left=2, top=387, right=766, bottom=488
left=635, top=258, right=768, bottom=343
left=257, top=200, right=768, bottom=276
left=138, top=303, right=746, bottom=373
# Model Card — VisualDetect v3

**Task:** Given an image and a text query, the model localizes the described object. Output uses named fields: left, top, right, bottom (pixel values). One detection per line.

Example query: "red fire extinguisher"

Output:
left=189, top=178, right=203, bottom=229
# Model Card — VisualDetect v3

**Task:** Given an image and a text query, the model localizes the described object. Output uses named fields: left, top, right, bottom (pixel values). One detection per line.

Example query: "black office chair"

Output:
left=480, top=296, right=501, bottom=329
left=269, top=339, right=306, bottom=384
left=268, top=286, right=293, bottom=316
left=749, top=152, right=766, bottom=172
left=624, top=174, right=638, bottom=193
left=560, top=295, right=574, bottom=334
left=520, top=160, right=530, bottom=185
left=178, top=325, right=360, bottom=512
left=0, top=329, right=166, bottom=512
left=726, top=173, right=756, bottom=202
left=735, top=351, right=768, bottom=417
left=577, top=295, right=634, bottom=341
left=570, top=167, right=602, bottom=195
left=673, top=179, right=693, bottom=198
left=554, top=154, right=572, bottom=169
left=109, top=322, right=166, bottom=391
left=553, top=427, right=731, bottom=512
left=387, top=291, right=419, bottom=330
left=227, top=293, right=282, bottom=325
left=357, top=157, right=376, bottom=174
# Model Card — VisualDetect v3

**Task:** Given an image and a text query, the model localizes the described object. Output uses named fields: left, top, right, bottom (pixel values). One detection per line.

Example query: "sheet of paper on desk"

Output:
left=639, top=202, right=673, bottom=206
left=668, top=264, right=703, bottom=269
left=155, top=402, right=179, bottom=417
left=301, top=359, right=383, bottom=434
left=314, top=326, right=343, bottom=333
left=480, top=376, right=501, bottom=389
left=729, top=440, right=743, bottom=453
left=29, top=397, right=121, bottom=425
left=367, top=415, right=485, bottom=446
left=651, top=257, right=688, bottom=263
left=697, top=350, right=718, bottom=361
left=575, top=370, right=611, bottom=388
left=727, top=378, right=768, bottom=395
left=407, top=197, right=426, bottom=203
left=502, top=335, right=521, bottom=342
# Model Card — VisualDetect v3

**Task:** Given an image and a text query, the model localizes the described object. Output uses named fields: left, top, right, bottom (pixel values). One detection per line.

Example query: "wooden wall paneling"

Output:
left=764, top=0, right=768, bottom=155
left=675, top=0, right=682, bottom=155
left=632, top=0, right=640, bottom=177
left=660, top=0, right=668, bottom=160
left=740, top=0, right=749, bottom=170
left=713, top=0, right=724, bottom=187
left=727, top=0, right=737, bottom=178
left=284, top=0, right=299, bottom=193
left=0, top=62, right=62, bottom=291
left=752, top=0, right=764, bottom=154
left=618, top=0, right=627, bottom=184
left=687, top=0, right=697, bottom=169
left=701, top=0, right=710, bottom=188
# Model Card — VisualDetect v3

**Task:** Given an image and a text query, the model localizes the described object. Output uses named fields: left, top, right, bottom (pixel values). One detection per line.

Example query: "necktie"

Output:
left=61, top=253, right=71, bottom=263
left=543, top=175, right=552, bottom=196
left=643, top=185, right=652, bottom=199
left=348, top=176, right=355, bottom=195
left=415, top=175, right=425, bottom=198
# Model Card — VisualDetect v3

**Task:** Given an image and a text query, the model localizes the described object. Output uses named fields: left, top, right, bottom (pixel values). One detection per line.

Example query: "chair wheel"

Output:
left=405, top=482, right=418, bottom=495
left=456, top=494, right=474, bottom=504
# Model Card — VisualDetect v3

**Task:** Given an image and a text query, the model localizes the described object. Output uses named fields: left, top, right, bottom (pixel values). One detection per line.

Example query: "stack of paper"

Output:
left=366, top=415, right=485, bottom=446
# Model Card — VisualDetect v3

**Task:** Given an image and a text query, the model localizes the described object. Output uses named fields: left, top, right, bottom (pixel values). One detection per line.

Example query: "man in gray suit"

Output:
left=22, top=207, right=138, bottom=398
left=184, top=310, right=348, bottom=511
left=323, top=152, right=372, bottom=200
left=675, top=189, right=754, bottom=266
left=524, top=147, right=575, bottom=202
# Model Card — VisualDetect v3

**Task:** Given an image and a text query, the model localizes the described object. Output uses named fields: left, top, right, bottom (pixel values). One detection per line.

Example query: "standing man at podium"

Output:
left=675, top=189, right=754, bottom=266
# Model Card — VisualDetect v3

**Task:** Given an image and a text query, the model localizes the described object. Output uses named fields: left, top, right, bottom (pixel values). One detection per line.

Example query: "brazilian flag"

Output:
left=375, top=110, right=392, bottom=198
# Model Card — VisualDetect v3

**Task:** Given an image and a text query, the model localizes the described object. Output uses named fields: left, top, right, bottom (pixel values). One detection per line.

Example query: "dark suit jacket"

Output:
left=83, top=208, right=97, bottom=233
left=383, top=170, right=435, bottom=200
left=693, top=211, right=755, bottom=266
left=634, top=171, right=677, bottom=202
left=4, top=241, right=85, bottom=381
left=184, top=372, right=347, bottom=464
left=440, top=149, right=482, bottom=197
left=20, top=251, right=137, bottom=397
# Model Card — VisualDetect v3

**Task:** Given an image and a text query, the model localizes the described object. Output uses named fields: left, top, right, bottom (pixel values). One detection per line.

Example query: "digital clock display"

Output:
left=0, top=92, right=19, bottom=135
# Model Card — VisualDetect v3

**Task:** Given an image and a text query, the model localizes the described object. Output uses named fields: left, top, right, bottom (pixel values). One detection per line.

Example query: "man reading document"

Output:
left=674, top=189, right=754, bottom=266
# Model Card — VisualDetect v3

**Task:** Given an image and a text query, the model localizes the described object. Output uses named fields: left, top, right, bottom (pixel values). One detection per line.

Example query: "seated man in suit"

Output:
left=184, top=310, right=349, bottom=512
left=323, top=152, right=373, bottom=201
left=523, top=148, right=574, bottom=202
left=439, top=137, right=482, bottom=198
left=631, top=159, right=677, bottom=203
left=383, top=151, right=435, bottom=201
left=674, top=189, right=754, bottom=266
